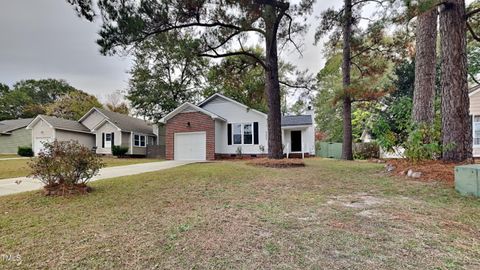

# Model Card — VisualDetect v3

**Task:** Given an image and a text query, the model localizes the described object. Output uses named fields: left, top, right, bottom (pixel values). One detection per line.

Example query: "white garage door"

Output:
left=34, top=137, right=52, bottom=155
left=174, top=132, right=206, bottom=161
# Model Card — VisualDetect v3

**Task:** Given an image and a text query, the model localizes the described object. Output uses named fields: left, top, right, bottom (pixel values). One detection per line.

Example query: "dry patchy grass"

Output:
left=0, top=158, right=479, bottom=269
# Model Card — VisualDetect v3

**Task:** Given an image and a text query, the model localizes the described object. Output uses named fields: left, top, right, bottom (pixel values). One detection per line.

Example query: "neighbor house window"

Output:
left=474, top=116, right=480, bottom=145
left=231, top=123, right=254, bottom=145
left=243, top=123, right=253, bottom=144
left=233, top=124, right=242, bottom=144
left=134, top=134, right=146, bottom=147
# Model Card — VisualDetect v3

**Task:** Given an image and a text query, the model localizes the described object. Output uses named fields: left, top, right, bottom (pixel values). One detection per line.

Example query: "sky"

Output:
left=0, top=0, right=338, bottom=101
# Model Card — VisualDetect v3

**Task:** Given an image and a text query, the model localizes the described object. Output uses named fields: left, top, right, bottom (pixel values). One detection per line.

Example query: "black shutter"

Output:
left=227, top=124, right=232, bottom=145
left=111, top=132, right=115, bottom=147
left=102, top=133, right=105, bottom=148
left=253, top=122, right=259, bottom=144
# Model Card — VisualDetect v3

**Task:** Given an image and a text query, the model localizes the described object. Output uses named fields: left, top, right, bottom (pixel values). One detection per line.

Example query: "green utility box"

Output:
left=317, top=142, right=342, bottom=159
left=454, top=165, right=480, bottom=197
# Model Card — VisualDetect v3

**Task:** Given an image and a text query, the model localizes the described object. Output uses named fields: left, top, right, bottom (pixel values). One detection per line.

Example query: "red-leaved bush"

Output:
left=29, top=140, right=105, bottom=196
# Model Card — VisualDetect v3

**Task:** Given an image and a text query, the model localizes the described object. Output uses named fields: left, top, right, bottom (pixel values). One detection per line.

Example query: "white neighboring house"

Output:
left=27, top=108, right=156, bottom=156
left=469, top=84, right=480, bottom=157
left=160, top=93, right=315, bottom=161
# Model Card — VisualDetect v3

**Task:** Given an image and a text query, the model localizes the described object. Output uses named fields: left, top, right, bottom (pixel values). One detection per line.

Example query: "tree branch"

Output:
left=279, top=80, right=314, bottom=91
left=284, top=13, right=303, bottom=56
left=467, top=8, right=480, bottom=18
left=470, top=72, right=480, bottom=85
left=467, top=22, right=480, bottom=42
left=138, top=21, right=265, bottom=45
left=199, top=50, right=267, bottom=69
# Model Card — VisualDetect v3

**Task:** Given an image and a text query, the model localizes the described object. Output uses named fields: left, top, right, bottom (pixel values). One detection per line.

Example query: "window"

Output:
left=243, top=123, right=253, bottom=144
left=231, top=123, right=254, bottom=145
left=105, top=133, right=112, bottom=148
left=233, top=124, right=242, bottom=144
left=134, top=134, right=146, bottom=147
left=474, top=116, right=480, bottom=145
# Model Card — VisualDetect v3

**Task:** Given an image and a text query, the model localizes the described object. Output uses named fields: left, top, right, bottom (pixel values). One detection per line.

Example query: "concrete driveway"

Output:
left=0, top=161, right=194, bottom=197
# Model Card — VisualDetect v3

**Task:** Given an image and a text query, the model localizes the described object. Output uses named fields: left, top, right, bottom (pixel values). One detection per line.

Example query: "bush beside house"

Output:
left=17, top=146, right=34, bottom=157
left=112, top=145, right=129, bottom=157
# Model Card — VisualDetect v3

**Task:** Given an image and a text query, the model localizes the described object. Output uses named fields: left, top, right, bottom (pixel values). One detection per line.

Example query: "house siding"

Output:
left=282, top=125, right=316, bottom=155
left=121, top=132, right=130, bottom=148
left=470, top=92, right=480, bottom=157
left=94, top=122, right=122, bottom=154
left=165, top=112, right=215, bottom=160
left=80, top=110, right=106, bottom=130
left=201, top=96, right=268, bottom=154
left=31, top=119, right=55, bottom=153
left=0, top=128, right=32, bottom=154
left=55, top=130, right=95, bottom=149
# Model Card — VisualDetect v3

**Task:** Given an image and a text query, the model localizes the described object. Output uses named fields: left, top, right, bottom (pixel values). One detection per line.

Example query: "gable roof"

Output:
left=159, top=102, right=227, bottom=123
left=0, top=118, right=33, bottom=134
left=27, top=115, right=91, bottom=133
left=281, top=115, right=312, bottom=127
left=81, top=107, right=155, bottom=135
left=469, top=85, right=480, bottom=97
left=197, top=93, right=267, bottom=118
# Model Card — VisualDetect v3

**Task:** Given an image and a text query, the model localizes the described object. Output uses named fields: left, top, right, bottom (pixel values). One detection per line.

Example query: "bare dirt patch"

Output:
left=246, top=158, right=305, bottom=168
left=327, top=193, right=389, bottom=209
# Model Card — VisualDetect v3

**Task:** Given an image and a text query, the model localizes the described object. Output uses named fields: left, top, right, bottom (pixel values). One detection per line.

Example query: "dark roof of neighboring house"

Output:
left=95, top=108, right=155, bottom=135
left=281, top=115, right=313, bottom=126
left=0, top=118, right=33, bottom=134
left=39, top=115, right=91, bottom=133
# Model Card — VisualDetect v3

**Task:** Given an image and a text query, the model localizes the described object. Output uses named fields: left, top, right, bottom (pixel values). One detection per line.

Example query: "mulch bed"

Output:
left=43, top=183, right=92, bottom=196
left=246, top=158, right=306, bottom=168
left=384, top=159, right=472, bottom=186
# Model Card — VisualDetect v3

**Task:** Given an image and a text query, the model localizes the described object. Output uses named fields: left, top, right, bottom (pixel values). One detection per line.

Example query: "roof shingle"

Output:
left=95, top=108, right=155, bottom=135
left=0, top=118, right=33, bottom=134
left=39, top=115, right=91, bottom=133
left=281, top=115, right=313, bottom=127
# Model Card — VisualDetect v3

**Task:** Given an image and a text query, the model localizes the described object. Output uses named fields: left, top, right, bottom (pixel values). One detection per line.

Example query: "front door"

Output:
left=291, top=130, right=302, bottom=152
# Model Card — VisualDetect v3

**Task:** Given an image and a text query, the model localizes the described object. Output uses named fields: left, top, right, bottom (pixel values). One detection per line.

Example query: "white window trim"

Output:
left=231, top=122, right=254, bottom=145
left=473, top=115, right=480, bottom=146
left=133, top=134, right=147, bottom=148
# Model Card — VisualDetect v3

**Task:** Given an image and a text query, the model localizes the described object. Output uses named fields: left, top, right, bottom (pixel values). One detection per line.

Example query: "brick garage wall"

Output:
left=165, top=112, right=215, bottom=160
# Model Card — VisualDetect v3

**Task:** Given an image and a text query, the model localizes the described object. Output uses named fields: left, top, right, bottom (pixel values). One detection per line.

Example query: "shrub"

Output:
left=404, top=124, right=444, bottom=163
left=259, top=145, right=265, bottom=154
left=353, top=142, right=380, bottom=160
left=112, top=145, right=129, bottom=157
left=29, top=140, right=105, bottom=196
left=236, top=146, right=242, bottom=156
left=17, top=146, right=34, bottom=157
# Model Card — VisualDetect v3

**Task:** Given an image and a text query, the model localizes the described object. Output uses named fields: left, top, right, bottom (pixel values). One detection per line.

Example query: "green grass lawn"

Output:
left=0, top=159, right=479, bottom=269
left=0, top=157, right=162, bottom=180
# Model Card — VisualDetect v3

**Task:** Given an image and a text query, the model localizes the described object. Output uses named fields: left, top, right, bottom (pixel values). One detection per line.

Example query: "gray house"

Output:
left=27, top=108, right=157, bottom=156
left=79, top=108, right=157, bottom=156
left=27, top=115, right=95, bottom=155
left=0, top=118, right=33, bottom=154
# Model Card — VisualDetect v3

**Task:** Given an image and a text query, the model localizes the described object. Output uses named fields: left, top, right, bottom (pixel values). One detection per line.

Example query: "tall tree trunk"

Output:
left=413, top=6, right=437, bottom=125
left=341, top=0, right=354, bottom=160
left=264, top=4, right=284, bottom=159
left=440, top=0, right=471, bottom=161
